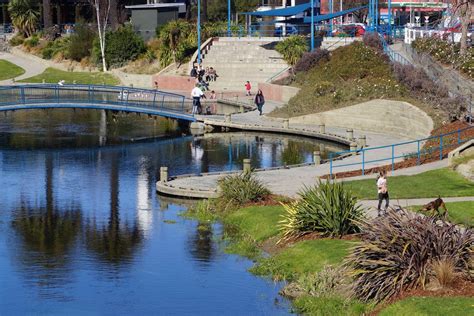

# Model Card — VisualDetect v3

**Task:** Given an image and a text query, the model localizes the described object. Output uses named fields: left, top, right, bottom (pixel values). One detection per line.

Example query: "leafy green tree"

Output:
left=8, top=0, right=40, bottom=37
left=158, top=19, right=196, bottom=67
left=42, top=0, right=52, bottom=29
left=67, top=22, right=96, bottom=61
left=93, top=24, right=145, bottom=69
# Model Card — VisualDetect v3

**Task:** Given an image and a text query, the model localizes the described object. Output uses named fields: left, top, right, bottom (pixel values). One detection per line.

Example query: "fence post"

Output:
left=362, top=150, right=365, bottom=176
left=152, top=91, right=157, bottom=108
left=417, top=140, right=421, bottom=166
left=56, top=85, right=59, bottom=103
left=391, top=144, right=395, bottom=172
left=243, top=158, right=251, bottom=174
left=313, top=151, right=321, bottom=165
left=88, top=85, right=92, bottom=103
left=161, top=94, right=165, bottom=110
left=20, top=86, right=25, bottom=104
left=457, top=129, right=461, bottom=144
left=329, top=153, right=333, bottom=180
left=160, top=166, right=168, bottom=183
left=439, top=135, right=443, bottom=160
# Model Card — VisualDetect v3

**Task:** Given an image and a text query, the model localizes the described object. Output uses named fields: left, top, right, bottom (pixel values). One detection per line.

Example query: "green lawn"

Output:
left=412, top=201, right=474, bottom=228
left=345, top=169, right=474, bottom=200
left=225, top=205, right=284, bottom=242
left=18, top=67, right=120, bottom=85
left=294, top=296, right=370, bottom=316
left=250, top=239, right=355, bottom=281
left=379, top=297, right=474, bottom=316
left=0, top=59, right=25, bottom=80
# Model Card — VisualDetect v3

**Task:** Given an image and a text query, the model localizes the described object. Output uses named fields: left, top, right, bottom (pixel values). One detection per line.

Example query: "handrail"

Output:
left=188, top=36, right=215, bottom=73
left=329, top=126, right=474, bottom=178
left=266, top=66, right=292, bottom=83
left=0, top=84, right=192, bottom=120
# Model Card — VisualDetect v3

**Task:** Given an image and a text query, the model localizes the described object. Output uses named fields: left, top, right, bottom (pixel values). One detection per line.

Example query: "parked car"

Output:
left=274, top=25, right=298, bottom=37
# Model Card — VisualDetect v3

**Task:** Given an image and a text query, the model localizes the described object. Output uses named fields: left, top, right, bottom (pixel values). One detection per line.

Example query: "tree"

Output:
left=8, top=0, right=40, bottom=37
left=89, top=0, right=110, bottom=72
left=202, top=0, right=208, bottom=22
left=42, top=0, right=52, bottom=29
left=452, top=0, right=473, bottom=55
left=109, top=0, right=119, bottom=30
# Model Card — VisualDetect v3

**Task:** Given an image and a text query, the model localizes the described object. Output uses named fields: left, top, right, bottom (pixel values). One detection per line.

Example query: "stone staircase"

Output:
left=199, top=37, right=289, bottom=93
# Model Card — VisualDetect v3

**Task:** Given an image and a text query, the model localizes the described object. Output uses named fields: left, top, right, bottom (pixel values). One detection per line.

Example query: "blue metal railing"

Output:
left=379, top=34, right=411, bottom=65
left=329, top=126, right=474, bottom=178
left=0, top=84, right=190, bottom=118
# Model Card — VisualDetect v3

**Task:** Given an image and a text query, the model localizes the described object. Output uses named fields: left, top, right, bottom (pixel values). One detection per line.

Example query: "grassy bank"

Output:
left=412, top=201, right=474, bottom=228
left=0, top=60, right=25, bottom=80
left=379, top=297, right=474, bottom=315
left=18, top=67, right=120, bottom=85
left=344, top=169, right=474, bottom=199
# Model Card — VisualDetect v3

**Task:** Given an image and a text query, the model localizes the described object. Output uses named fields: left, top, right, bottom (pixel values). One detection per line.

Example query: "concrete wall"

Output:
left=403, top=44, right=474, bottom=97
left=152, top=74, right=195, bottom=92
left=258, top=82, right=300, bottom=103
left=289, top=99, right=433, bottom=139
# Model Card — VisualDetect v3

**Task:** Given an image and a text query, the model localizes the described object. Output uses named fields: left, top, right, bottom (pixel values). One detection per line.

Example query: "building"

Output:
left=126, top=0, right=186, bottom=40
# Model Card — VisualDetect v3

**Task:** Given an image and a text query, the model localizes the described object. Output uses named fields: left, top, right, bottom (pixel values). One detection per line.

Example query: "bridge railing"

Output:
left=0, top=84, right=188, bottom=114
left=329, top=126, right=474, bottom=178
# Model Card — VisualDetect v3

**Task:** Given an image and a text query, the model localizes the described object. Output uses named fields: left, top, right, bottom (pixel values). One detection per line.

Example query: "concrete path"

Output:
left=157, top=100, right=446, bottom=198
left=0, top=51, right=47, bottom=84
left=360, top=196, right=474, bottom=218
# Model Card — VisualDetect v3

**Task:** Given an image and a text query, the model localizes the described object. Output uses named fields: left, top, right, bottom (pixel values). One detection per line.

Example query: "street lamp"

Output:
left=311, top=0, right=314, bottom=51
left=197, top=0, right=201, bottom=64
left=227, top=0, right=231, bottom=37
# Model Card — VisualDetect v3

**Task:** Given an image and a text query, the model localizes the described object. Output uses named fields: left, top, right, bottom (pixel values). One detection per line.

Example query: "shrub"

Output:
left=67, top=23, right=96, bottom=61
left=23, top=34, right=39, bottom=48
left=348, top=208, right=473, bottom=303
left=9, top=34, right=24, bottom=46
left=363, top=32, right=383, bottom=52
left=281, top=265, right=351, bottom=299
left=157, top=19, right=197, bottom=67
left=279, top=181, right=364, bottom=241
left=275, top=36, right=308, bottom=66
left=412, top=37, right=474, bottom=79
left=431, top=259, right=457, bottom=288
left=218, top=172, right=270, bottom=207
left=41, top=37, right=70, bottom=60
left=294, top=48, right=330, bottom=73
left=93, top=24, right=146, bottom=69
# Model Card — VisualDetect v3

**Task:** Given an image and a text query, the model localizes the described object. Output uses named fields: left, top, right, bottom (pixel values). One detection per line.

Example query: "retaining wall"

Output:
left=152, top=74, right=196, bottom=92
left=403, top=45, right=474, bottom=97
left=258, top=82, right=300, bottom=103
left=289, top=99, right=433, bottom=140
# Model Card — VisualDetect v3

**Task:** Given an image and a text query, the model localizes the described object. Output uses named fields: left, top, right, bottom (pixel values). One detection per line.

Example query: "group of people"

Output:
left=191, top=85, right=217, bottom=115
left=190, top=65, right=218, bottom=91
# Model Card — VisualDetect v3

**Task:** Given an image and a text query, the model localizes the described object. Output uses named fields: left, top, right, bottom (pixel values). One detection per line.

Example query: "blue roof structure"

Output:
left=303, top=6, right=368, bottom=23
left=242, top=2, right=312, bottom=17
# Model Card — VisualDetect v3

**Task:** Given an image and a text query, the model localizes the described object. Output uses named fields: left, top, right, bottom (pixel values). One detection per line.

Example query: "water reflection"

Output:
left=0, top=112, right=347, bottom=314
left=186, top=223, right=217, bottom=268
left=85, top=154, right=143, bottom=265
left=11, top=153, right=82, bottom=294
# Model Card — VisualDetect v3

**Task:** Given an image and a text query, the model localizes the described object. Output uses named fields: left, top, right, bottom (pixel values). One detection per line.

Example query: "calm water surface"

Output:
left=0, top=110, right=345, bottom=315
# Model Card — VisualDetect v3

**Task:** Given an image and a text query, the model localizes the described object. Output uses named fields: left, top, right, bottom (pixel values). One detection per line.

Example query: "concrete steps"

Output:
left=198, top=38, right=288, bottom=92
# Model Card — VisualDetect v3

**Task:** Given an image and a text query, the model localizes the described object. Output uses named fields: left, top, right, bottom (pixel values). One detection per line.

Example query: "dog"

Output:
left=420, top=196, right=448, bottom=219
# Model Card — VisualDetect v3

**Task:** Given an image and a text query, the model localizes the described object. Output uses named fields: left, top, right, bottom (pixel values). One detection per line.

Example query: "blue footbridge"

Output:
left=0, top=84, right=195, bottom=122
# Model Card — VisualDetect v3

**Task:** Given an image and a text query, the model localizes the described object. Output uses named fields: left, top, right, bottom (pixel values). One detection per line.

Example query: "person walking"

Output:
left=245, top=81, right=252, bottom=96
left=191, top=83, right=205, bottom=114
left=254, top=89, right=265, bottom=116
left=376, top=170, right=389, bottom=215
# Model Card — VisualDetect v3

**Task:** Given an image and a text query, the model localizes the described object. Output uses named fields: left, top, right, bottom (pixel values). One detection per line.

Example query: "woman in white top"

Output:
left=376, top=170, right=389, bottom=215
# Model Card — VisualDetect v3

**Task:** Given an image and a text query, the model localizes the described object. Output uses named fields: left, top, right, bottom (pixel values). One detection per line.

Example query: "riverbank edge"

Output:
left=180, top=202, right=372, bottom=315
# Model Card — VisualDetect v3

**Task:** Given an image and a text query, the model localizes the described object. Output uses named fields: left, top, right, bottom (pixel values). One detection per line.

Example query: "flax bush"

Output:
left=279, top=181, right=364, bottom=241
left=218, top=172, right=270, bottom=207
left=348, top=208, right=473, bottom=303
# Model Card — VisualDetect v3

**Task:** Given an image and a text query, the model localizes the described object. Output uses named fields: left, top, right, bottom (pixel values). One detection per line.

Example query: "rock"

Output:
left=455, top=159, right=474, bottom=182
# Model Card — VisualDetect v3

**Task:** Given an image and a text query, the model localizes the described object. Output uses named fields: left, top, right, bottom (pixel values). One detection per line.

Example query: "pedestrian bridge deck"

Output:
left=0, top=84, right=195, bottom=121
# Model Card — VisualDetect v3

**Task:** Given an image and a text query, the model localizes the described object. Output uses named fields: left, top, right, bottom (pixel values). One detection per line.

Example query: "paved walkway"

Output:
left=157, top=100, right=447, bottom=198
left=0, top=51, right=47, bottom=84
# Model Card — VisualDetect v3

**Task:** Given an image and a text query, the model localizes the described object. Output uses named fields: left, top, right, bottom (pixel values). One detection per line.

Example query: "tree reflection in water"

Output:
left=11, top=153, right=82, bottom=292
left=186, top=222, right=217, bottom=267
left=85, top=154, right=142, bottom=265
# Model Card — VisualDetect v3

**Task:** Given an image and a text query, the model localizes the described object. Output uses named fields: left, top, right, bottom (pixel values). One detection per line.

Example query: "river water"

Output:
left=0, top=110, right=345, bottom=315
